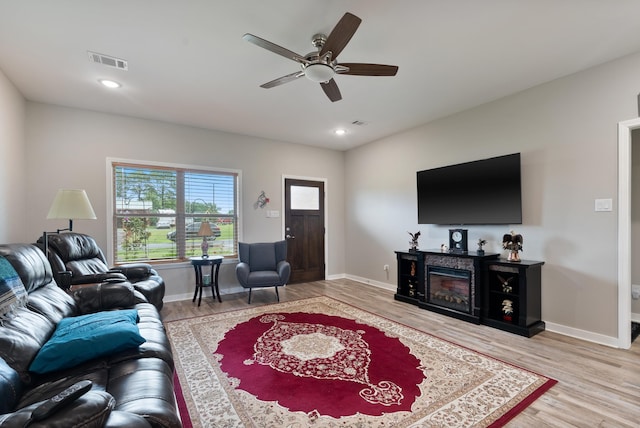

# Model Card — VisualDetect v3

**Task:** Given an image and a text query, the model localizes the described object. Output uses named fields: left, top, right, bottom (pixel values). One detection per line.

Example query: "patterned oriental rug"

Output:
left=167, top=297, right=556, bottom=427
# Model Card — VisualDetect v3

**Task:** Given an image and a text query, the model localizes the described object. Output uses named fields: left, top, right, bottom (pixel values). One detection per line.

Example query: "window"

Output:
left=110, top=160, right=239, bottom=263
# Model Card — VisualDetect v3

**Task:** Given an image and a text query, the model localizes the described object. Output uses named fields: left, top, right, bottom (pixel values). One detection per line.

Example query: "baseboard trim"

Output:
left=344, top=274, right=396, bottom=292
left=535, top=322, right=620, bottom=348
left=163, top=292, right=193, bottom=303
left=164, top=285, right=246, bottom=303
left=632, top=312, right=640, bottom=323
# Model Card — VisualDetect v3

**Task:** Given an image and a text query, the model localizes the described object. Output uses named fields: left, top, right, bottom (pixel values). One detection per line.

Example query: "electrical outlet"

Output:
left=383, top=264, right=389, bottom=271
left=632, top=284, right=640, bottom=300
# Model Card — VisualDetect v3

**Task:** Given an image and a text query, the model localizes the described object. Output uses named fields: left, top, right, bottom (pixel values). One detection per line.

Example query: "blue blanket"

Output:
left=0, top=256, right=27, bottom=323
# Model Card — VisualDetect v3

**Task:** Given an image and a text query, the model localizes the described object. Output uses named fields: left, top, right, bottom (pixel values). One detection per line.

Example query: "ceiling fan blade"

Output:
left=320, top=12, right=362, bottom=60
left=338, top=63, right=399, bottom=76
left=243, top=33, right=308, bottom=64
left=260, top=71, right=304, bottom=89
left=320, top=79, right=342, bottom=102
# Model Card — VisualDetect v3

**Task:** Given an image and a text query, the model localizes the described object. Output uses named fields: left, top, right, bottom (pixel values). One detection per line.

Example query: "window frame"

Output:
left=106, top=157, right=242, bottom=265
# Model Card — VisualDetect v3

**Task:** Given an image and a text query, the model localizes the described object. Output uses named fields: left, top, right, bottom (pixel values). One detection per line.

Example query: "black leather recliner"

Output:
left=40, top=233, right=165, bottom=311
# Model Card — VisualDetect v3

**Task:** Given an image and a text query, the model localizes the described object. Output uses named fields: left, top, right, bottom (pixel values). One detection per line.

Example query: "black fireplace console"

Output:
left=394, top=249, right=545, bottom=336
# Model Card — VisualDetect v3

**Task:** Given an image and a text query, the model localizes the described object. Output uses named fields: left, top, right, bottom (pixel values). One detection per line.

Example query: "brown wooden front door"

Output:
left=284, top=178, right=325, bottom=283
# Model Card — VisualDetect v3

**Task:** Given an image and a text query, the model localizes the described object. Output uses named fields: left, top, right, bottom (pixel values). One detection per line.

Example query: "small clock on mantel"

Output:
left=449, top=229, right=468, bottom=253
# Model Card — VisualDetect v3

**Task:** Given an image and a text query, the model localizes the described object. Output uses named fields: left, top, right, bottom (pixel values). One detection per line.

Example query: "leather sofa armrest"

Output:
left=109, top=264, right=154, bottom=280
left=104, top=410, right=152, bottom=428
left=72, top=282, right=141, bottom=314
left=132, top=290, right=149, bottom=305
left=235, top=262, right=250, bottom=287
left=0, top=390, right=114, bottom=428
left=71, top=272, right=127, bottom=286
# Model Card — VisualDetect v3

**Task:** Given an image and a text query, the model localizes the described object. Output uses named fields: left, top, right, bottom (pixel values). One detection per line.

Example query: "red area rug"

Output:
left=167, top=297, right=556, bottom=427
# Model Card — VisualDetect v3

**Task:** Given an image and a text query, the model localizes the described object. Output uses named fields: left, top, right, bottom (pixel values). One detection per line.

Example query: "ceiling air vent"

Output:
left=352, top=120, right=367, bottom=126
left=88, top=51, right=128, bottom=71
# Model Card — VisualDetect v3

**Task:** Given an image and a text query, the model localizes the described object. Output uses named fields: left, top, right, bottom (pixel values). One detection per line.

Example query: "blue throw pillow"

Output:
left=29, top=309, right=146, bottom=374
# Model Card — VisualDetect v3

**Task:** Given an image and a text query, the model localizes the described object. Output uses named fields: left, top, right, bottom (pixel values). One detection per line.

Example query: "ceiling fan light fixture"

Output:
left=243, top=12, right=397, bottom=101
left=305, top=63, right=334, bottom=83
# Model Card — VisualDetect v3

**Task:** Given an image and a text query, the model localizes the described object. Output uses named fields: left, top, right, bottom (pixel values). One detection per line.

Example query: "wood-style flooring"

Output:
left=161, top=279, right=640, bottom=427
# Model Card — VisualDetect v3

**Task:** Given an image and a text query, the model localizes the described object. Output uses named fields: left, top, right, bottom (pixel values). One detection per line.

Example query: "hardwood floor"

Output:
left=162, top=279, right=640, bottom=427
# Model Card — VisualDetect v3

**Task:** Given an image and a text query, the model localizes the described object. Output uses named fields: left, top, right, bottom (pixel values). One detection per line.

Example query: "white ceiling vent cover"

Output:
left=88, top=51, right=128, bottom=71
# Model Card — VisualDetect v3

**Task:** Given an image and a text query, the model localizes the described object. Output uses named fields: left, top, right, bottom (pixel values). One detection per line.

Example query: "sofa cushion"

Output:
left=0, top=244, right=56, bottom=294
left=107, top=303, right=174, bottom=369
left=0, top=356, right=22, bottom=413
left=107, top=357, right=181, bottom=428
left=0, top=390, right=115, bottom=428
left=0, top=307, right=56, bottom=383
left=27, top=283, right=77, bottom=324
left=29, top=309, right=146, bottom=374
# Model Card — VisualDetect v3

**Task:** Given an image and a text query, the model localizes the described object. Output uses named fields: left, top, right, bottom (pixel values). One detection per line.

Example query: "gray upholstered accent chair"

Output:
left=236, top=240, right=291, bottom=303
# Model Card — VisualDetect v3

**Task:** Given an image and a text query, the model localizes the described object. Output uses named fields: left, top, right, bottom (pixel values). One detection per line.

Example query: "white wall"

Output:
left=24, top=103, right=345, bottom=299
left=345, top=51, right=640, bottom=342
left=0, top=68, right=26, bottom=243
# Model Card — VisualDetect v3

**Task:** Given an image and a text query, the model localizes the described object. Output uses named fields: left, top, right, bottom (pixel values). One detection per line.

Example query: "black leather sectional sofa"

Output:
left=0, top=243, right=181, bottom=428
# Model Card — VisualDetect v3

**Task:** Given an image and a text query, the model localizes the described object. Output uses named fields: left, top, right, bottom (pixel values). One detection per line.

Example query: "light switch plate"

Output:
left=594, top=198, right=612, bottom=212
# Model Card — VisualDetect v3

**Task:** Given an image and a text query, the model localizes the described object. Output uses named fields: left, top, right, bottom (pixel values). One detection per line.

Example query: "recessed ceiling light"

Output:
left=98, top=79, right=121, bottom=89
left=334, top=129, right=347, bottom=136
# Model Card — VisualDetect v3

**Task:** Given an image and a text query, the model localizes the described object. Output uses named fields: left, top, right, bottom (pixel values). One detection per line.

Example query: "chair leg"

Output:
left=275, top=286, right=280, bottom=302
left=247, top=288, right=252, bottom=304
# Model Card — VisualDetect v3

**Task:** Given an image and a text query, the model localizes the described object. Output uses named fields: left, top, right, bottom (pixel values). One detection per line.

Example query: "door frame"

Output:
left=617, top=117, right=640, bottom=350
left=282, top=174, right=329, bottom=280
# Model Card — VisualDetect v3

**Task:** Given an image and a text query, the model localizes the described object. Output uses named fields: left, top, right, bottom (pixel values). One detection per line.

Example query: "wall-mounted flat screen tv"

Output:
left=417, top=153, right=522, bottom=225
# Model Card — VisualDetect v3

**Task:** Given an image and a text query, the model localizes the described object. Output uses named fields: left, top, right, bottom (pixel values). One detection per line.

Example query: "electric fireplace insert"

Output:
left=427, top=266, right=472, bottom=314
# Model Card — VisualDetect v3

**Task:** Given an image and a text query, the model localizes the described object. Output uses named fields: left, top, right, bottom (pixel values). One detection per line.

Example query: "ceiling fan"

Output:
left=243, top=12, right=398, bottom=102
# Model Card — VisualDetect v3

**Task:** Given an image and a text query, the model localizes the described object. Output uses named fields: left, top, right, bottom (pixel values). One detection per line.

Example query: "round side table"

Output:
left=190, top=256, right=223, bottom=306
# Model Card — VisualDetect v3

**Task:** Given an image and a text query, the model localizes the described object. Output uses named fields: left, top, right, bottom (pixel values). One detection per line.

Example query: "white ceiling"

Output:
left=2, top=1, right=640, bottom=151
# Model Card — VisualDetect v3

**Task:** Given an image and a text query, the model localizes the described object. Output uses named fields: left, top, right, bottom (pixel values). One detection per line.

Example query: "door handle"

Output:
left=286, top=234, right=295, bottom=239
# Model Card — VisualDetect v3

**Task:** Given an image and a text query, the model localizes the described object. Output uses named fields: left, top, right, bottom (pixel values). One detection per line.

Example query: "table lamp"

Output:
left=197, top=221, right=213, bottom=258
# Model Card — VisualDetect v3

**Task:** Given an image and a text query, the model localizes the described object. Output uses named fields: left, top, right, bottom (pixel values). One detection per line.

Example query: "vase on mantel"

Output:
left=507, top=250, right=521, bottom=262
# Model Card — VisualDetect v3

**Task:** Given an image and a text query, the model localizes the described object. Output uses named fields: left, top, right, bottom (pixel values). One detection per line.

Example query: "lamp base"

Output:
left=201, top=237, right=209, bottom=258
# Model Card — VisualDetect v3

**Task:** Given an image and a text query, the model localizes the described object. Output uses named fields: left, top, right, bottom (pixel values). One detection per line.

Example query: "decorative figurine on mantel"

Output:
left=477, top=238, right=487, bottom=255
left=502, top=230, right=523, bottom=262
left=408, top=231, right=421, bottom=251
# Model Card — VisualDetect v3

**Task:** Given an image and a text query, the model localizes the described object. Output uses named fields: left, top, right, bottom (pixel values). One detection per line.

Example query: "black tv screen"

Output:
left=417, top=153, right=522, bottom=225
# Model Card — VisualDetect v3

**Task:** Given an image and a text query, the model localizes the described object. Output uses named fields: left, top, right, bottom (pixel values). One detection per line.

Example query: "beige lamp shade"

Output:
left=197, top=221, right=213, bottom=237
left=47, top=189, right=97, bottom=221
